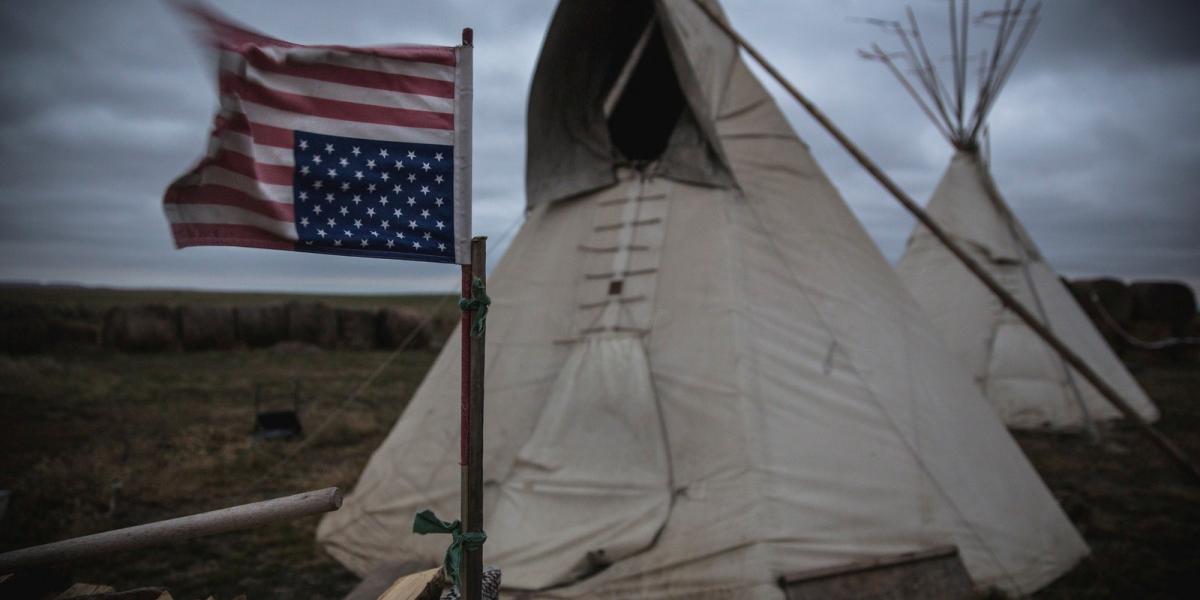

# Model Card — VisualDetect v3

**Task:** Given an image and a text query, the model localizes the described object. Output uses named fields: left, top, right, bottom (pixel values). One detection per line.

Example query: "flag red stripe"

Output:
left=215, top=113, right=294, bottom=149
left=171, top=223, right=294, bottom=251
left=166, top=183, right=295, bottom=222
left=323, top=44, right=456, bottom=66
left=240, top=47, right=455, bottom=99
left=214, top=113, right=249, bottom=134
left=198, top=149, right=293, bottom=186
left=220, top=75, right=454, bottom=131
left=188, top=6, right=456, bottom=65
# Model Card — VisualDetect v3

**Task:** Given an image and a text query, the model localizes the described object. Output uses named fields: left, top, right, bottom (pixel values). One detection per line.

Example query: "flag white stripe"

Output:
left=221, top=52, right=456, bottom=114
left=195, top=165, right=294, bottom=204
left=254, top=45, right=456, bottom=82
left=217, top=129, right=295, bottom=166
left=165, top=203, right=298, bottom=239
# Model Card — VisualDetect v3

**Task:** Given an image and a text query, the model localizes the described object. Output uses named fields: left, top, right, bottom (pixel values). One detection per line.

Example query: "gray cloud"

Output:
left=0, top=0, right=1195, bottom=294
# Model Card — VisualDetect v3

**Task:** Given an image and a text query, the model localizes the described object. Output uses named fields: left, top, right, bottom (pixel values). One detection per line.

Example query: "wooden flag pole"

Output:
left=460, top=236, right=487, bottom=600
left=690, top=0, right=1200, bottom=484
left=455, top=26, right=486, bottom=600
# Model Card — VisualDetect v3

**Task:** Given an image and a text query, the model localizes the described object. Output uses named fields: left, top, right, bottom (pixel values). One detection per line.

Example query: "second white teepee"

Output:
left=867, top=1, right=1160, bottom=430
left=897, top=152, right=1160, bottom=429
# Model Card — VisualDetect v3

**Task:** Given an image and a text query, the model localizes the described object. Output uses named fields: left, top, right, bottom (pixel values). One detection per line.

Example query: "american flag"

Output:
left=164, top=5, right=472, bottom=264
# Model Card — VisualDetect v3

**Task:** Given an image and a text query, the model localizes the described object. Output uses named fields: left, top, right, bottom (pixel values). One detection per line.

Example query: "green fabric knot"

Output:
left=412, top=509, right=487, bottom=590
left=458, top=276, right=490, bottom=338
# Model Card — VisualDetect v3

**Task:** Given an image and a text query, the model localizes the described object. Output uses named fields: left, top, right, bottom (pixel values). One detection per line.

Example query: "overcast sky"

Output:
left=0, top=1, right=1196, bottom=294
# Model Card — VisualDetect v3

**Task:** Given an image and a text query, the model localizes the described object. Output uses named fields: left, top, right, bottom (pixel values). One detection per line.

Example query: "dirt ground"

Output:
left=0, top=289, right=1197, bottom=599
left=1017, top=358, right=1200, bottom=599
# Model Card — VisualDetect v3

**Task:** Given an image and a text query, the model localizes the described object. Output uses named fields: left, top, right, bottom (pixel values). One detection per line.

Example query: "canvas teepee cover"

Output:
left=318, top=1, right=1086, bottom=597
left=873, top=2, right=1159, bottom=431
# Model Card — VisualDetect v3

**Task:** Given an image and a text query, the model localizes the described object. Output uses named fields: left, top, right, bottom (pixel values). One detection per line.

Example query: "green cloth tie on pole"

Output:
left=412, top=509, right=487, bottom=590
left=458, top=276, right=490, bottom=337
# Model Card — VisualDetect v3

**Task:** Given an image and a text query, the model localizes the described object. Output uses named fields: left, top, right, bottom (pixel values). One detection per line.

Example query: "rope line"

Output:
left=1084, top=290, right=1200, bottom=351
left=248, top=293, right=453, bottom=490
left=248, top=212, right=525, bottom=489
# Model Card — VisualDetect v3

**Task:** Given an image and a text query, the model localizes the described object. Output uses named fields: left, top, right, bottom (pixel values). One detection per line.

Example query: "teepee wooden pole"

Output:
left=0, top=487, right=342, bottom=573
left=868, top=44, right=956, bottom=145
left=691, top=0, right=1200, bottom=484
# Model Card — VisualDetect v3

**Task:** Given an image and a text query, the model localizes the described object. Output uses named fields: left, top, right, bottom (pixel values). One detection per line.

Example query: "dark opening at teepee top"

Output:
left=606, top=21, right=687, bottom=163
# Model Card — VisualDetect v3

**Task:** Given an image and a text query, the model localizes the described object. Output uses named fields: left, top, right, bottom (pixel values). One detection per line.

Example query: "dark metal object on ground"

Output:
left=252, top=380, right=304, bottom=440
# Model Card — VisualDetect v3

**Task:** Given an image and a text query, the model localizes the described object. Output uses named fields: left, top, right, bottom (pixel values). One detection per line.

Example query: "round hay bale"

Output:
left=1071, top=277, right=1134, bottom=325
left=286, top=302, right=338, bottom=348
left=178, top=305, right=237, bottom=351
left=377, top=307, right=433, bottom=350
left=338, top=308, right=378, bottom=350
left=0, top=304, right=50, bottom=354
left=46, top=319, right=100, bottom=347
left=268, top=340, right=325, bottom=354
left=236, top=304, right=288, bottom=348
left=1130, top=281, right=1197, bottom=331
left=103, top=305, right=178, bottom=353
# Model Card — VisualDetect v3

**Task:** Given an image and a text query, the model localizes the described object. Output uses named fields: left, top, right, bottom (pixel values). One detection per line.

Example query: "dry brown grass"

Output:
left=0, top=303, right=445, bottom=598
left=1022, top=360, right=1200, bottom=599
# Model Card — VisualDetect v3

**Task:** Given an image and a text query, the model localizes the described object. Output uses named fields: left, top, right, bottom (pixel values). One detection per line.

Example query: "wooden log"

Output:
left=689, top=0, right=1200, bottom=485
left=377, top=567, right=446, bottom=600
left=0, top=488, right=342, bottom=574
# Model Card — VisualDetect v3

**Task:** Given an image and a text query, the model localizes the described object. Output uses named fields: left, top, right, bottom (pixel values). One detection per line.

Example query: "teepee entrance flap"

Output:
left=486, top=335, right=672, bottom=590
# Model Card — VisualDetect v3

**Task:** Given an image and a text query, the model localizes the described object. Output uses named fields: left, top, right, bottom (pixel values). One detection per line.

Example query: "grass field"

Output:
left=0, top=287, right=1197, bottom=598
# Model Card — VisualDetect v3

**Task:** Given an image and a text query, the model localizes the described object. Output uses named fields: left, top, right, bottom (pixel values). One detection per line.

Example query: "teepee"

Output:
left=319, top=1, right=1086, bottom=596
left=871, top=1, right=1159, bottom=431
